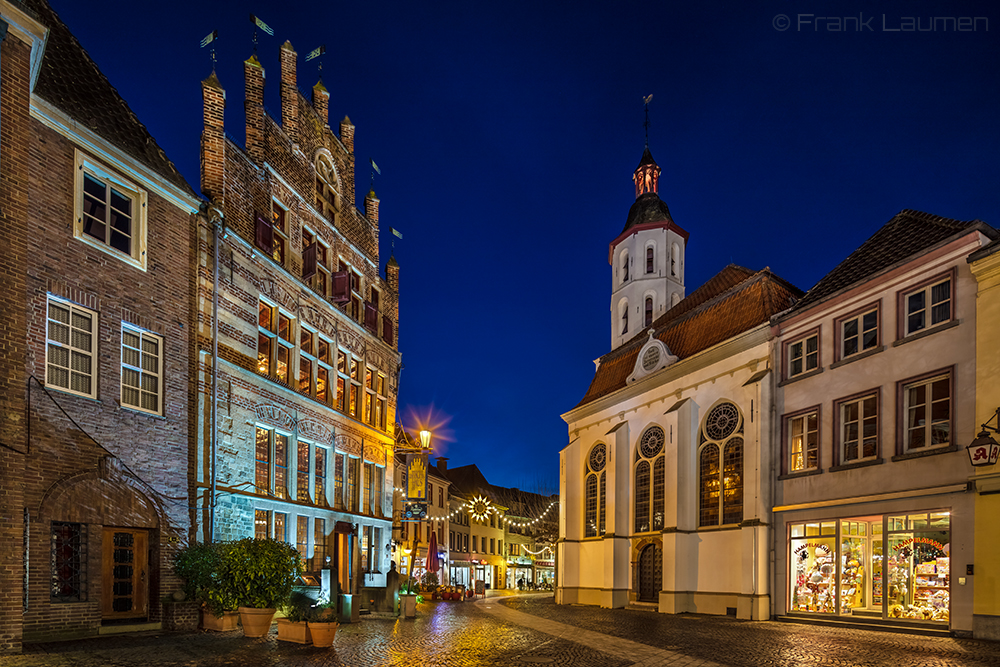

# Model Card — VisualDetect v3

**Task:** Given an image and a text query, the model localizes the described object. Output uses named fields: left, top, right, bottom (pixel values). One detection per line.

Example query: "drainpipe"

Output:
left=209, top=204, right=224, bottom=542
left=1, top=18, right=8, bottom=174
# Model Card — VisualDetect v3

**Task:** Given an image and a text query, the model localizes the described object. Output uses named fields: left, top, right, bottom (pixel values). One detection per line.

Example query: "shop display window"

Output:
left=788, top=511, right=950, bottom=623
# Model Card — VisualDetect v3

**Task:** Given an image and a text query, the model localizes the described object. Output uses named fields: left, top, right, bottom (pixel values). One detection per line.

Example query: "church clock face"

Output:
left=641, top=345, right=661, bottom=372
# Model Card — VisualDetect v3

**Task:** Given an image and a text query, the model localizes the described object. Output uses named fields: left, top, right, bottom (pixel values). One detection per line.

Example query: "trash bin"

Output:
left=401, top=593, right=417, bottom=618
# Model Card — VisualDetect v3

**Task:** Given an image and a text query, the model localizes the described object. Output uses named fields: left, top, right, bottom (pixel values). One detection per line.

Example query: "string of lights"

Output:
left=393, top=486, right=558, bottom=527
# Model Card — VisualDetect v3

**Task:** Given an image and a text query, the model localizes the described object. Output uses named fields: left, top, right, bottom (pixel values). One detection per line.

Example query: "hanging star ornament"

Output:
left=469, top=495, right=493, bottom=522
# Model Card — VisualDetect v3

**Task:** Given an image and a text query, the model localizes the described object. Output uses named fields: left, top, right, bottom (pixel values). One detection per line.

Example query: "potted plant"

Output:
left=276, top=590, right=313, bottom=644
left=305, top=594, right=339, bottom=648
left=217, top=537, right=303, bottom=637
left=173, top=541, right=239, bottom=631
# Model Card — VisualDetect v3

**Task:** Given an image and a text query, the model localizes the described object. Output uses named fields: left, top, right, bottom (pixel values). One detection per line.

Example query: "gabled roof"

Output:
left=24, top=0, right=196, bottom=196
left=787, top=209, right=997, bottom=315
left=443, top=464, right=493, bottom=497
left=574, top=265, right=802, bottom=409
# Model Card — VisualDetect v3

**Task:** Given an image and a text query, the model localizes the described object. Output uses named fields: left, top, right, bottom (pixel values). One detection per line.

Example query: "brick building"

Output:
left=194, top=38, right=401, bottom=603
left=0, top=0, right=201, bottom=651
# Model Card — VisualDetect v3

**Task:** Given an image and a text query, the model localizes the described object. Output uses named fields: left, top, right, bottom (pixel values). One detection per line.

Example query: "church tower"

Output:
left=608, top=146, right=688, bottom=350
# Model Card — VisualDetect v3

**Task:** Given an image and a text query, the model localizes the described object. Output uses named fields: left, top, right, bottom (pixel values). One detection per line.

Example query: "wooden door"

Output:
left=102, top=528, right=148, bottom=620
left=638, top=544, right=662, bottom=602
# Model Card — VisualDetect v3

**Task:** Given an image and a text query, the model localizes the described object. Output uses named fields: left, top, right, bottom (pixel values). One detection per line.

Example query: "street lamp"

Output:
left=968, top=408, right=1000, bottom=467
left=419, top=429, right=432, bottom=450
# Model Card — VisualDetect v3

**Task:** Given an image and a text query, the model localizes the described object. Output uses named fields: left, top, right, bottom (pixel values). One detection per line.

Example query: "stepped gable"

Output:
left=789, top=209, right=997, bottom=314
left=24, top=0, right=195, bottom=195
left=574, top=265, right=802, bottom=409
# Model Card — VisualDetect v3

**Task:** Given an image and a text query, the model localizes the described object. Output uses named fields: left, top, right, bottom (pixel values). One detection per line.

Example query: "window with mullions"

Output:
left=363, top=462, right=373, bottom=515
left=255, top=426, right=289, bottom=498
left=839, top=393, right=878, bottom=463
left=840, top=308, right=878, bottom=359
left=315, top=446, right=328, bottom=507
left=336, top=351, right=348, bottom=411
left=788, top=410, right=819, bottom=473
left=902, top=372, right=951, bottom=452
left=298, top=327, right=315, bottom=395
left=74, top=152, right=147, bottom=269
left=258, top=302, right=293, bottom=384
left=645, top=246, right=654, bottom=274
left=904, top=278, right=952, bottom=336
left=316, top=153, right=341, bottom=222
left=584, top=443, right=606, bottom=538
left=297, top=441, right=311, bottom=502
left=317, top=337, right=333, bottom=404
left=120, top=324, right=162, bottom=414
left=634, top=426, right=665, bottom=533
left=698, top=402, right=744, bottom=527
left=271, top=202, right=288, bottom=266
left=347, top=456, right=360, bottom=512
left=334, top=452, right=345, bottom=509
left=365, top=369, right=389, bottom=430
left=46, top=297, right=97, bottom=398
left=311, top=518, right=327, bottom=572
left=301, top=228, right=332, bottom=297
left=787, top=333, right=819, bottom=379
left=296, top=516, right=309, bottom=562
left=51, top=522, right=86, bottom=602
left=349, top=357, right=362, bottom=418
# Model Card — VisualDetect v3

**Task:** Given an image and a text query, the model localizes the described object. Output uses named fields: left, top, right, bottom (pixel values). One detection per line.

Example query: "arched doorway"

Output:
left=637, top=543, right=662, bottom=602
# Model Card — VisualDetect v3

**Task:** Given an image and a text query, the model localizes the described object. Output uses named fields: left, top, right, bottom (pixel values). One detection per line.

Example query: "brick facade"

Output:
left=194, top=39, right=402, bottom=597
left=0, top=0, right=201, bottom=651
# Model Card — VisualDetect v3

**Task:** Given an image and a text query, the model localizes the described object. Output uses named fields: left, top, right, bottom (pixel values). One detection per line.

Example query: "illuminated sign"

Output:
left=406, top=452, right=428, bottom=501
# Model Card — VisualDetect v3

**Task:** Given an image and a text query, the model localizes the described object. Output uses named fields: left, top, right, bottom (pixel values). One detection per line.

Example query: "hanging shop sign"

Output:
left=406, top=452, right=428, bottom=501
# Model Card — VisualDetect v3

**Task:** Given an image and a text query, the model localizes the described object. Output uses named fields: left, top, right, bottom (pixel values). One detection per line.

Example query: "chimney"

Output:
left=312, top=80, right=329, bottom=126
left=436, top=457, right=448, bottom=473
left=339, top=115, right=354, bottom=154
left=244, top=55, right=265, bottom=164
left=364, top=189, right=379, bottom=229
left=279, top=41, right=298, bottom=144
left=201, top=72, right=226, bottom=201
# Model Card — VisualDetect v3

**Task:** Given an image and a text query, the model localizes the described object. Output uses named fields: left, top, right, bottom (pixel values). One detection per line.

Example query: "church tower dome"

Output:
left=608, top=144, right=688, bottom=350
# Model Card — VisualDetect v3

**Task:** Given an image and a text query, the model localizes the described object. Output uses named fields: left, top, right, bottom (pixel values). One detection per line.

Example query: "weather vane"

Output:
left=643, top=94, right=653, bottom=147
left=249, top=14, right=273, bottom=55
left=200, top=30, right=218, bottom=71
left=369, top=157, right=380, bottom=191
left=306, top=45, right=326, bottom=83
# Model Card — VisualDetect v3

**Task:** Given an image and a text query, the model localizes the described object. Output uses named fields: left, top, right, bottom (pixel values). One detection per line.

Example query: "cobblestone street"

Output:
left=6, top=593, right=1000, bottom=667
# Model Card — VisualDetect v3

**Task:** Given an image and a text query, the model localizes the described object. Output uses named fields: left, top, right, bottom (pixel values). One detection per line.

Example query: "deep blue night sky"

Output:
left=48, top=1, right=999, bottom=492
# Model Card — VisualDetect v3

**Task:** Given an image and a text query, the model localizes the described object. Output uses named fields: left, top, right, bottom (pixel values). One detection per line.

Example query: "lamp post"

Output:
left=968, top=408, right=1000, bottom=467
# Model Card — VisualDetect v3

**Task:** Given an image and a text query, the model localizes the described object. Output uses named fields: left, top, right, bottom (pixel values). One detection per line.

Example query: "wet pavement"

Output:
left=6, top=592, right=1000, bottom=666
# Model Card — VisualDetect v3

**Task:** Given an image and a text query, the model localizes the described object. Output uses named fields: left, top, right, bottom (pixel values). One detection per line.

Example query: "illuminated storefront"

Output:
left=788, top=511, right=951, bottom=623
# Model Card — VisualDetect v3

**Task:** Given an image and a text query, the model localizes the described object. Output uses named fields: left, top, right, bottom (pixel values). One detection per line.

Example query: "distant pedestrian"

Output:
left=517, top=577, right=524, bottom=590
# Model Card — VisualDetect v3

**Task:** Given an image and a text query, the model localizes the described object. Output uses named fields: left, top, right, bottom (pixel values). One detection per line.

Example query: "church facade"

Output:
left=557, top=148, right=801, bottom=619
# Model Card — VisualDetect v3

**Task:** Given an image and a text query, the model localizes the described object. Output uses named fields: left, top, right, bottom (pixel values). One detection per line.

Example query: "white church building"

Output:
left=556, top=147, right=802, bottom=619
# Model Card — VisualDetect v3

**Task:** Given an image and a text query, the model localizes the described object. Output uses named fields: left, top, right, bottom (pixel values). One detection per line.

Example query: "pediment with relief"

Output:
left=626, top=330, right=678, bottom=384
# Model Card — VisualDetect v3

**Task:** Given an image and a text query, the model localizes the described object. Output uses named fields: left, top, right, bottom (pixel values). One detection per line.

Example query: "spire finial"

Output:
left=642, top=94, right=653, bottom=148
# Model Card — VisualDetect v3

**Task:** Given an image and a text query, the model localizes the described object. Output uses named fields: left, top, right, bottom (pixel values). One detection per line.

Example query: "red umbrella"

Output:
left=426, top=528, right=439, bottom=574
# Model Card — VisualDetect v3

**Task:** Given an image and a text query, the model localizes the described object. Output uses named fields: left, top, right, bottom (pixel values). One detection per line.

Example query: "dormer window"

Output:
left=315, top=152, right=341, bottom=222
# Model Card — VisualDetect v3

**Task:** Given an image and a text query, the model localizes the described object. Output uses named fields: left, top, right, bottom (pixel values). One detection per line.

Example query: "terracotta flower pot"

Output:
left=202, top=609, right=239, bottom=631
left=307, top=621, right=339, bottom=647
left=238, top=607, right=276, bottom=637
left=276, top=618, right=310, bottom=644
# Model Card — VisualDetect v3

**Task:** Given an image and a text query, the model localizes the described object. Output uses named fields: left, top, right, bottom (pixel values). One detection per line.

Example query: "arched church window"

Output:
left=671, top=243, right=679, bottom=278
left=315, top=153, right=341, bottom=222
left=698, top=402, right=744, bottom=527
left=671, top=292, right=680, bottom=308
left=621, top=301, right=629, bottom=336
left=644, top=297, right=654, bottom=328
left=584, top=443, right=607, bottom=537
left=622, top=251, right=630, bottom=282
left=634, top=426, right=665, bottom=533
left=646, top=246, right=654, bottom=274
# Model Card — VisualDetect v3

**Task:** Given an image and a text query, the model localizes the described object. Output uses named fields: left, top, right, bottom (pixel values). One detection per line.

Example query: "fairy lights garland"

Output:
left=393, top=486, right=558, bottom=527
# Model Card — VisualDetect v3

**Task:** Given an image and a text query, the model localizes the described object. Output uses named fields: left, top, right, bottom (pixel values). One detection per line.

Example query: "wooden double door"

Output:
left=102, top=528, right=149, bottom=620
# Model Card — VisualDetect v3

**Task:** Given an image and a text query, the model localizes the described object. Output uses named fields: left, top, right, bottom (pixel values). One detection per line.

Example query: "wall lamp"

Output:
left=968, top=407, right=1000, bottom=467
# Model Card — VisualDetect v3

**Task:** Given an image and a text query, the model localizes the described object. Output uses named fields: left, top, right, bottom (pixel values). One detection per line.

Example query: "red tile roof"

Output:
left=573, top=266, right=802, bottom=409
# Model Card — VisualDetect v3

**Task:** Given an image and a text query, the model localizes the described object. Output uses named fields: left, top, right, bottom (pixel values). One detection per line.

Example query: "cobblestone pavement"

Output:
left=6, top=592, right=1000, bottom=667
left=499, top=594, right=1000, bottom=667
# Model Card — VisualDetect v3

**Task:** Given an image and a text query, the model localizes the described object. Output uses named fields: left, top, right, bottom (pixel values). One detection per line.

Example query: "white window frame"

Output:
left=787, top=332, right=819, bottom=378
left=46, top=297, right=98, bottom=399
left=903, top=277, right=952, bottom=336
left=788, top=410, right=818, bottom=473
left=902, top=372, right=951, bottom=453
left=839, top=307, right=879, bottom=359
left=74, top=150, right=148, bottom=271
left=120, top=323, right=163, bottom=415
left=839, top=394, right=878, bottom=464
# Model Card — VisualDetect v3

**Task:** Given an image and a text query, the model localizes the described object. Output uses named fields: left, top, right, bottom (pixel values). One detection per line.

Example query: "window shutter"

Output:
left=364, top=301, right=378, bottom=333
left=382, top=316, right=393, bottom=345
left=302, top=242, right=317, bottom=280
left=331, top=271, right=350, bottom=303
left=255, top=212, right=273, bottom=254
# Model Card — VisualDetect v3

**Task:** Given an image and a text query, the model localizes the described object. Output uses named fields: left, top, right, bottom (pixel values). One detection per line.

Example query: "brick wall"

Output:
left=0, top=29, right=32, bottom=656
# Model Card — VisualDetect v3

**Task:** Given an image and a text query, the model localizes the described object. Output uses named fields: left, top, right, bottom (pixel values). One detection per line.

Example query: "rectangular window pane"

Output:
left=315, top=447, right=328, bottom=507
left=255, top=427, right=270, bottom=494
left=255, top=509, right=269, bottom=540
left=51, top=522, right=86, bottom=602
left=297, top=442, right=310, bottom=502
left=274, top=434, right=288, bottom=498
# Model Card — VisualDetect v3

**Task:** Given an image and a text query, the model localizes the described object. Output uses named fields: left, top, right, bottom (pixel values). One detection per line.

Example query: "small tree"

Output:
left=173, top=541, right=237, bottom=617
left=218, top=538, right=303, bottom=610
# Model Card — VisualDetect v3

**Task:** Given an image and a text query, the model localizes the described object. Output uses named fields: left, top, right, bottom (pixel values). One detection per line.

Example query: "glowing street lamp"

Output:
left=419, top=429, right=432, bottom=450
